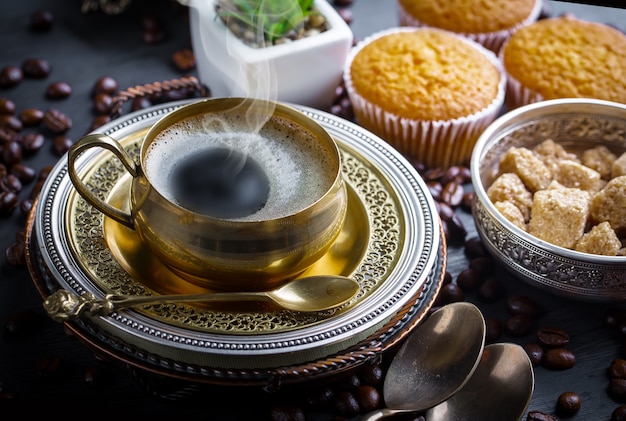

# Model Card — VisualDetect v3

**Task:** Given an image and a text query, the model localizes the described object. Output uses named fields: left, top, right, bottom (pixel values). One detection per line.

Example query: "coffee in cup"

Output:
left=144, top=110, right=337, bottom=221
left=68, top=98, right=348, bottom=292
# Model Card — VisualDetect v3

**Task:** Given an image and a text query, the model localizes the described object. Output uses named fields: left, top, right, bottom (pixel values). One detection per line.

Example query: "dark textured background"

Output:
left=1, top=1, right=626, bottom=419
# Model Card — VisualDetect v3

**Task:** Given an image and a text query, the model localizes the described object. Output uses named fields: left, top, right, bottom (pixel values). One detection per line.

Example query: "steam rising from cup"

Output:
left=181, top=0, right=303, bottom=132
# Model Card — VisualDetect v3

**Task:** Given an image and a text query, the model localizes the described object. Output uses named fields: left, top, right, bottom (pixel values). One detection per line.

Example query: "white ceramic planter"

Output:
left=182, top=0, right=353, bottom=110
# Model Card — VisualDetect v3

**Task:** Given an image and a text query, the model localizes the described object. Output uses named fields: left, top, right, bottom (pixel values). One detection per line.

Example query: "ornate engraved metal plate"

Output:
left=32, top=100, right=442, bottom=370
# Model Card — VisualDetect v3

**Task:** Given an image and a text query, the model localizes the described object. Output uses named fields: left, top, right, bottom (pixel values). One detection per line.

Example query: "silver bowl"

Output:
left=471, top=98, right=626, bottom=301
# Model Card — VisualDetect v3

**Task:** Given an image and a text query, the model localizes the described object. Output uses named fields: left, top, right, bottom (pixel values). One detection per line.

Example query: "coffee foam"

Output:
left=144, top=113, right=335, bottom=221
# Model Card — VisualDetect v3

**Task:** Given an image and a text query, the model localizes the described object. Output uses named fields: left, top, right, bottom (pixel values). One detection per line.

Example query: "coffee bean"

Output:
left=426, top=180, right=442, bottom=200
left=18, top=108, right=44, bottom=126
left=423, top=167, right=445, bottom=181
left=2, top=141, right=22, bottom=166
left=527, top=411, right=558, bottom=421
left=437, top=200, right=455, bottom=221
left=485, top=317, right=502, bottom=343
left=43, top=108, right=72, bottom=133
left=438, top=282, right=465, bottom=304
left=460, top=191, right=473, bottom=212
left=172, top=48, right=196, bottom=71
left=543, top=348, right=576, bottom=370
left=610, top=378, right=626, bottom=402
left=0, top=115, right=23, bottom=132
left=10, top=163, right=35, bottom=184
left=21, top=58, right=51, bottom=78
left=93, top=76, right=119, bottom=96
left=29, top=10, right=54, bottom=32
left=612, top=405, right=626, bottom=421
left=92, top=93, right=113, bottom=115
left=89, top=115, right=111, bottom=131
left=0, top=98, right=16, bottom=114
left=1, top=173, right=23, bottom=193
left=536, top=326, right=570, bottom=348
left=446, top=213, right=467, bottom=241
left=36, top=356, right=63, bottom=377
left=523, top=343, right=544, bottom=366
left=0, top=65, right=23, bottom=88
left=0, top=127, right=20, bottom=143
left=468, top=256, right=494, bottom=276
left=610, top=359, right=626, bottom=379
left=5, top=240, right=25, bottom=266
left=505, top=314, right=535, bottom=337
left=477, top=277, right=506, bottom=302
left=441, top=165, right=463, bottom=185
left=303, top=385, right=334, bottom=409
left=356, top=385, right=380, bottom=412
left=360, top=364, right=383, bottom=386
left=46, top=81, right=72, bottom=99
left=21, top=132, right=45, bottom=153
left=441, top=180, right=464, bottom=206
left=131, top=96, right=152, bottom=111
left=20, top=199, right=33, bottom=217
left=333, top=391, right=360, bottom=417
left=506, top=295, right=541, bottom=318
left=556, top=391, right=581, bottom=417
left=456, top=267, right=481, bottom=292
left=52, top=135, right=73, bottom=155
left=0, top=191, right=19, bottom=215
left=464, top=236, right=489, bottom=258
left=38, top=164, right=54, bottom=180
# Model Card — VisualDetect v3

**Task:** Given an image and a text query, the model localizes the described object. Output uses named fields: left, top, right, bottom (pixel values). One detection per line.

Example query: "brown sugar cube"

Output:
left=487, top=172, right=533, bottom=221
left=575, top=221, right=621, bottom=256
left=611, top=152, right=626, bottom=178
left=528, top=187, right=590, bottom=249
left=533, top=139, right=579, bottom=174
left=494, top=201, right=527, bottom=231
left=590, top=175, right=626, bottom=230
left=498, top=146, right=552, bottom=192
left=582, top=145, right=617, bottom=180
left=555, top=159, right=602, bottom=193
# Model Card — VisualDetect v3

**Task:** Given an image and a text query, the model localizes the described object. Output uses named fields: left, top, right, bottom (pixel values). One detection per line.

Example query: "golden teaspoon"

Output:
left=43, top=275, right=360, bottom=322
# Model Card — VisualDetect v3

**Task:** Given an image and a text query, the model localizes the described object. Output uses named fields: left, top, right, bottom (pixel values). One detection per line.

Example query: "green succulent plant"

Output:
left=216, top=0, right=316, bottom=43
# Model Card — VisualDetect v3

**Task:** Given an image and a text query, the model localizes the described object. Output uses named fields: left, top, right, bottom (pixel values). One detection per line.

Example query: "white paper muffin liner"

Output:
left=343, top=27, right=507, bottom=169
left=397, top=0, right=543, bottom=53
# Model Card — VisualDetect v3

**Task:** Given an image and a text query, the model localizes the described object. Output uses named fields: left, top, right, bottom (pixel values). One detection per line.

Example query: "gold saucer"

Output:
left=65, top=127, right=404, bottom=335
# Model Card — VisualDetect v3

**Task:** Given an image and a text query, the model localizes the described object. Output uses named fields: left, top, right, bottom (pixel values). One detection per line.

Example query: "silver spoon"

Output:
left=361, top=301, right=486, bottom=421
left=42, top=275, right=360, bottom=322
left=426, top=342, right=535, bottom=421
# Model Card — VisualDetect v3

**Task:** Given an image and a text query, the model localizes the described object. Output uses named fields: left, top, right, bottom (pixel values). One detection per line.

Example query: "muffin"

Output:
left=501, top=16, right=626, bottom=109
left=397, top=0, right=543, bottom=52
left=343, top=27, right=505, bottom=169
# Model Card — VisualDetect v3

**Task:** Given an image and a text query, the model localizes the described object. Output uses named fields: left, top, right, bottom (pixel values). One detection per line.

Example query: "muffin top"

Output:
left=398, top=0, right=539, bottom=34
left=502, top=17, right=626, bottom=102
left=347, top=28, right=501, bottom=121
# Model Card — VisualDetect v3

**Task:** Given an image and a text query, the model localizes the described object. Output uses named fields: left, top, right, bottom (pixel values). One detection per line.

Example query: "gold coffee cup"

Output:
left=68, top=98, right=348, bottom=292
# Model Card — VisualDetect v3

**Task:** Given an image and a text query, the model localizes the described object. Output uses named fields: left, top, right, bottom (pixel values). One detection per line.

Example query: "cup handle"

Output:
left=67, top=134, right=139, bottom=229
